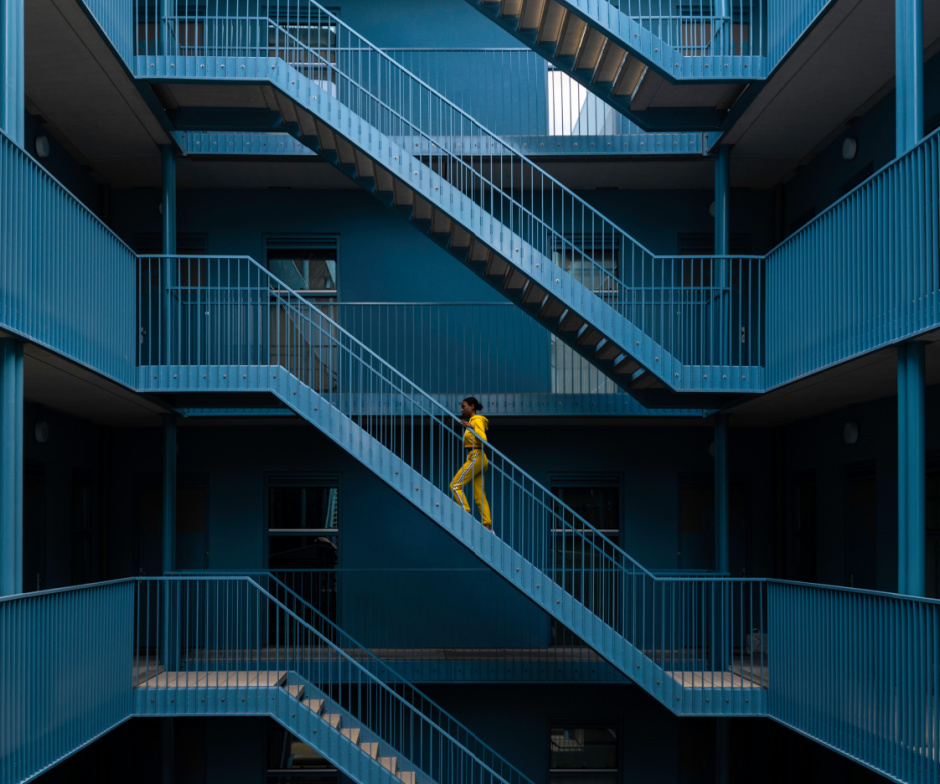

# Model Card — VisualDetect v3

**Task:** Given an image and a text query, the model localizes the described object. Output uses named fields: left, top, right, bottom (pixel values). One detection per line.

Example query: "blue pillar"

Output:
left=162, top=414, right=176, bottom=574
left=0, top=339, right=24, bottom=596
left=714, top=145, right=731, bottom=367
left=715, top=413, right=729, bottom=573
left=161, top=146, right=177, bottom=364
left=0, top=0, right=24, bottom=146
left=898, top=343, right=925, bottom=595
left=896, top=0, right=924, bottom=156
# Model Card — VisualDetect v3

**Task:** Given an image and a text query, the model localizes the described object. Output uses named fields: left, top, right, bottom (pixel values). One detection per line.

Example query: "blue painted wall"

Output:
left=782, top=50, right=940, bottom=234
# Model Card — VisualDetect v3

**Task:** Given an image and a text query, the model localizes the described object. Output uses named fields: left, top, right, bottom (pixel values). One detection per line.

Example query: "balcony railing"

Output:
left=0, top=580, right=135, bottom=784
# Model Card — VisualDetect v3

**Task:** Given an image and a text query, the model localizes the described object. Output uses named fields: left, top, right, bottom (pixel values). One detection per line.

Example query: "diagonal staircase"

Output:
left=134, top=577, right=526, bottom=784
left=131, top=1, right=764, bottom=402
left=462, top=0, right=761, bottom=131
left=139, top=253, right=767, bottom=717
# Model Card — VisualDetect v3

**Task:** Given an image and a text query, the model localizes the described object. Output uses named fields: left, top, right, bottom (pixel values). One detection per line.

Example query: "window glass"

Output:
left=550, top=727, right=618, bottom=784
left=268, top=249, right=337, bottom=295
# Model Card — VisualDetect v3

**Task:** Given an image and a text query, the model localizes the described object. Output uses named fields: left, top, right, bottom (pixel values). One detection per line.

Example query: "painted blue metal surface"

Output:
left=0, top=339, right=23, bottom=597
left=898, top=342, right=926, bottom=597
left=134, top=576, right=535, bottom=784
left=768, top=581, right=940, bottom=783
left=764, top=126, right=940, bottom=389
left=328, top=302, right=706, bottom=417
left=170, top=569, right=631, bottom=684
left=120, top=2, right=765, bottom=392
left=896, top=0, right=924, bottom=156
left=0, top=580, right=135, bottom=784
left=0, top=0, right=24, bottom=147
left=0, top=131, right=138, bottom=388
left=136, top=253, right=767, bottom=715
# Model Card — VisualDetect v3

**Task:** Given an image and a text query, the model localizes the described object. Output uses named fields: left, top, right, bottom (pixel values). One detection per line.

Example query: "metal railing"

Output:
left=768, top=581, right=940, bottom=784
left=135, top=576, right=532, bottom=784
left=138, top=254, right=768, bottom=703
left=764, top=125, right=940, bottom=388
left=589, top=0, right=763, bottom=58
left=0, top=580, right=135, bottom=784
left=383, top=48, right=704, bottom=154
left=170, top=569, right=631, bottom=683
left=129, top=1, right=762, bottom=373
left=0, top=131, right=137, bottom=388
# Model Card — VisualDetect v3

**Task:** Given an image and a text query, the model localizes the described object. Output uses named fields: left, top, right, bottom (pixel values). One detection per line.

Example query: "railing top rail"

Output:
left=767, top=578, right=940, bottom=604
left=0, top=577, right=135, bottom=604
left=766, top=123, right=940, bottom=260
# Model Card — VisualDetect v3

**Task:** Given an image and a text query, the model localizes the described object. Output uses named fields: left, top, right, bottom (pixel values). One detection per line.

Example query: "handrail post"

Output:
left=0, top=0, right=24, bottom=147
left=0, top=338, right=24, bottom=596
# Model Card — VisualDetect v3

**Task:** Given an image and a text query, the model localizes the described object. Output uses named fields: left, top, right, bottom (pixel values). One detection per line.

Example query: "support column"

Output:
left=898, top=343, right=925, bottom=595
left=0, top=0, right=24, bottom=146
left=713, top=146, right=731, bottom=575
left=161, top=146, right=177, bottom=364
left=715, top=413, right=729, bottom=574
left=714, top=145, right=731, bottom=367
left=162, top=414, right=177, bottom=574
left=896, top=0, right=924, bottom=156
left=0, top=339, right=24, bottom=596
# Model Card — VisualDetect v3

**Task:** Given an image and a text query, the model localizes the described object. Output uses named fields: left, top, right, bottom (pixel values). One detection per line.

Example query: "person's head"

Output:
left=460, top=397, right=483, bottom=417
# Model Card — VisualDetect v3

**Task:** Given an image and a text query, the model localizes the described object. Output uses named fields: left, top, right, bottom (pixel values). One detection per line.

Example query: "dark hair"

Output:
left=462, top=396, right=483, bottom=412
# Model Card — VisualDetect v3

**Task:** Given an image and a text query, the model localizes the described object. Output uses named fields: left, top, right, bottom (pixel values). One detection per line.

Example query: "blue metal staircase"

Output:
left=130, top=1, right=763, bottom=403
left=139, top=253, right=768, bottom=718
left=462, top=0, right=835, bottom=132
left=133, top=576, right=531, bottom=784
left=463, top=0, right=758, bottom=131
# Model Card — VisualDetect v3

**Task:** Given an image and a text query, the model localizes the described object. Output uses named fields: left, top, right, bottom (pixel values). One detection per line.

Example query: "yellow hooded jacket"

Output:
left=463, top=414, right=489, bottom=449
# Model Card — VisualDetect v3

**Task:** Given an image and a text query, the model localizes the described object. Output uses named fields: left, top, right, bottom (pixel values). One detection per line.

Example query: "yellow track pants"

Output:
left=450, top=448, right=491, bottom=527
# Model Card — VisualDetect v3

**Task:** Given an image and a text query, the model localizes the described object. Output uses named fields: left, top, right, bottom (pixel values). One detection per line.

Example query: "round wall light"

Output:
left=843, top=421, right=859, bottom=445
left=35, top=135, right=50, bottom=159
left=842, top=137, right=858, bottom=161
left=34, top=421, right=50, bottom=443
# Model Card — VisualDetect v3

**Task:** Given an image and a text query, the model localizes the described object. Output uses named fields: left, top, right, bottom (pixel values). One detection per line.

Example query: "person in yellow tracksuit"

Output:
left=450, top=397, right=492, bottom=529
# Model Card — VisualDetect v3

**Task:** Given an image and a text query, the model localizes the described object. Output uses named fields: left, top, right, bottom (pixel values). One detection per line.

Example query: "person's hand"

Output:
left=460, top=420, right=471, bottom=428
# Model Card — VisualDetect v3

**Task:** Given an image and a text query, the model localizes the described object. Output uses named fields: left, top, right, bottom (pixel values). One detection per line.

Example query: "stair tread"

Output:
left=340, top=727, right=361, bottom=744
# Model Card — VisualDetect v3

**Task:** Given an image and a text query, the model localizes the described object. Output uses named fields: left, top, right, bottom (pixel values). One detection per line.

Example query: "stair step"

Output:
left=284, top=683, right=305, bottom=700
left=558, top=310, right=585, bottom=333
left=594, top=40, right=627, bottom=85
left=613, top=56, right=647, bottom=98
left=380, top=756, right=398, bottom=774
left=322, top=713, right=342, bottom=728
left=303, top=698, right=324, bottom=714
left=520, top=0, right=547, bottom=30
left=613, top=356, right=641, bottom=375
left=631, top=369, right=664, bottom=390
left=538, top=0, right=566, bottom=45
left=556, top=11, right=586, bottom=59
left=576, top=326, right=604, bottom=347
left=594, top=340, right=622, bottom=361
left=398, top=771, right=417, bottom=784
left=574, top=26, right=606, bottom=73
left=361, top=742, right=379, bottom=759
left=340, top=727, right=361, bottom=745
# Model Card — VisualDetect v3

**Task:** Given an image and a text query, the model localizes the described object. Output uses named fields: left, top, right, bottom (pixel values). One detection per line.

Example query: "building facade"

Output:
left=1, top=1, right=939, bottom=783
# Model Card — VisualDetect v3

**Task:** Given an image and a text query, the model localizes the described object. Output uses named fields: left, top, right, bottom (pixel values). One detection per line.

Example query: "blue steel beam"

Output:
left=0, top=339, right=23, bottom=597
left=0, top=0, right=24, bottom=146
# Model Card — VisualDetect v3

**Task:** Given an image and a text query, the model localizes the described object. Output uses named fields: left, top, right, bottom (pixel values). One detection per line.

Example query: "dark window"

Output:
left=266, top=237, right=339, bottom=297
left=550, top=727, right=618, bottom=784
